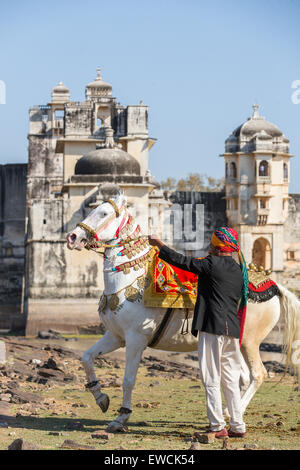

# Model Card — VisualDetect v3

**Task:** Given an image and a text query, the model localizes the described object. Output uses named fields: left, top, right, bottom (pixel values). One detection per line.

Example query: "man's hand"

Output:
left=148, top=235, right=165, bottom=249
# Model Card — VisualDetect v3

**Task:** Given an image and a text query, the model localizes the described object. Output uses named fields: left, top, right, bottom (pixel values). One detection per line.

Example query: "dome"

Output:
left=52, top=81, right=69, bottom=93
left=75, top=147, right=140, bottom=176
left=231, top=104, right=283, bottom=138
left=225, top=104, right=289, bottom=154
left=51, top=81, right=70, bottom=103
left=86, top=67, right=112, bottom=97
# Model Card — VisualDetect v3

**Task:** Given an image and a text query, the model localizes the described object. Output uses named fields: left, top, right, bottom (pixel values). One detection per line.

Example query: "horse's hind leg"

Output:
left=239, top=343, right=267, bottom=414
left=106, top=332, right=148, bottom=433
left=82, top=330, right=123, bottom=413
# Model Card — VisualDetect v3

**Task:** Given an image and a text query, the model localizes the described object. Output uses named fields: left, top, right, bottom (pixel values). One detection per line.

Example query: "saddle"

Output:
left=143, top=250, right=281, bottom=309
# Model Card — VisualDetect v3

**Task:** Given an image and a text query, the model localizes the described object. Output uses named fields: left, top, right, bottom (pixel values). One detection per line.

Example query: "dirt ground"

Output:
left=0, top=335, right=299, bottom=451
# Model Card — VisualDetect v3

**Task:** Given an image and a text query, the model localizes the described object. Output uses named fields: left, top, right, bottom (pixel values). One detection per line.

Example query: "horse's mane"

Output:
left=98, top=183, right=123, bottom=202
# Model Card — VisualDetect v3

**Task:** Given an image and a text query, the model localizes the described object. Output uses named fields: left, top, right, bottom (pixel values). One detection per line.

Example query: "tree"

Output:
left=159, top=173, right=224, bottom=192
left=160, top=177, right=177, bottom=190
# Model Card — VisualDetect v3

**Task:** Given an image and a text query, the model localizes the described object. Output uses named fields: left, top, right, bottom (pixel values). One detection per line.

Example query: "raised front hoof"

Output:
left=106, top=421, right=128, bottom=433
left=98, top=394, right=110, bottom=413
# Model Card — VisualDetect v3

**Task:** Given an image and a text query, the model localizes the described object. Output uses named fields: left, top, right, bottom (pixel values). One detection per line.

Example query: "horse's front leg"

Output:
left=106, top=333, right=148, bottom=432
left=82, top=330, right=124, bottom=413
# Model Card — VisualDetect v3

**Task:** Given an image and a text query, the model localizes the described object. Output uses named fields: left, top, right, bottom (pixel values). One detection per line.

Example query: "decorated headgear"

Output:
left=211, top=227, right=249, bottom=345
left=211, top=227, right=240, bottom=253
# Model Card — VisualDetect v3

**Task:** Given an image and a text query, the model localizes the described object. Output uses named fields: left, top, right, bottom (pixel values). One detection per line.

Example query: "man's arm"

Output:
left=148, top=235, right=210, bottom=275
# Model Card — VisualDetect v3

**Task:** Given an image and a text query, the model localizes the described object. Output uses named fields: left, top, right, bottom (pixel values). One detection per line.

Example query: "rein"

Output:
left=76, top=199, right=124, bottom=250
left=76, top=199, right=146, bottom=254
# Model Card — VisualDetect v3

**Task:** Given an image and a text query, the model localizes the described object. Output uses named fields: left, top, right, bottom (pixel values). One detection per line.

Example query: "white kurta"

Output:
left=198, top=332, right=246, bottom=433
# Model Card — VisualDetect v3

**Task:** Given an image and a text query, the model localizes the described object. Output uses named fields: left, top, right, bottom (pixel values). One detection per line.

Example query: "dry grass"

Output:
left=0, top=355, right=299, bottom=450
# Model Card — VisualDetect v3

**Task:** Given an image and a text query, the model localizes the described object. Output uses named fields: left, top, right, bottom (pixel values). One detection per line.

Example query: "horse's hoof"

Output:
left=106, top=421, right=128, bottom=433
left=98, top=393, right=110, bottom=413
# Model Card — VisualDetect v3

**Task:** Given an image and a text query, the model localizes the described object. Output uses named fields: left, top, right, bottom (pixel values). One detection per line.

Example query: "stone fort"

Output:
left=1, top=68, right=299, bottom=334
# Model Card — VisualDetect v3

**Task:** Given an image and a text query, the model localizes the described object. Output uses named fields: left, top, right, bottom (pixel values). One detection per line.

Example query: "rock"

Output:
left=149, top=381, right=161, bottom=387
left=222, top=437, right=230, bottom=450
left=244, top=443, right=259, bottom=449
left=0, top=394, right=11, bottom=402
left=40, top=357, right=63, bottom=371
left=91, top=430, right=114, bottom=440
left=263, top=414, right=274, bottom=418
left=48, top=431, right=62, bottom=436
left=189, top=441, right=201, bottom=450
left=30, top=359, right=42, bottom=366
left=8, top=438, right=40, bottom=450
left=136, top=401, right=160, bottom=409
left=37, top=367, right=74, bottom=383
left=194, top=432, right=215, bottom=444
left=109, top=378, right=122, bottom=388
left=276, top=421, right=284, bottom=427
left=0, top=341, right=6, bottom=365
left=8, top=388, right=42, bottom=404
left=60, top=439, right=96, bottom=450
left=37, top=330, right=62, bottom=340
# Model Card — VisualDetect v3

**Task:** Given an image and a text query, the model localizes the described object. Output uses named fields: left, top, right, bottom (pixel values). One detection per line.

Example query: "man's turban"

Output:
left=211, top=227, right=240, bottom=253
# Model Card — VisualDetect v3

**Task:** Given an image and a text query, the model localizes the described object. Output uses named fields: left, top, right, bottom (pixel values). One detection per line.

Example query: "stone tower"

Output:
left=221, top=104, right=292, bottom=275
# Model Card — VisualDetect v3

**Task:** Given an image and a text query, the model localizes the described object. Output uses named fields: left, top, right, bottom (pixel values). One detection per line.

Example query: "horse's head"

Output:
left=66, top=191, right=127, bottom=251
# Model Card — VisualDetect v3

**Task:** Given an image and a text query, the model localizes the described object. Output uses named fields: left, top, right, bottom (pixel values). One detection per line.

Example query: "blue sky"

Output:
left=1, top=0, right=300, bottom=191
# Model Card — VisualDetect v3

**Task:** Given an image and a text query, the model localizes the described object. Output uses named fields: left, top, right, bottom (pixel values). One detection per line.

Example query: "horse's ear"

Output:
left=118, top=190, right=127, bottom=208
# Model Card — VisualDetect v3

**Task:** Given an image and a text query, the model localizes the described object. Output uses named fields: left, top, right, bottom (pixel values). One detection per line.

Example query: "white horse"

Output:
left=66, top=191, right=300, bottom=432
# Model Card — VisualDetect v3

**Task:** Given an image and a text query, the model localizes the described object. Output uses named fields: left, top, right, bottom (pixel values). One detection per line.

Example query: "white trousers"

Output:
left=198, top=332, right=246, bottom=433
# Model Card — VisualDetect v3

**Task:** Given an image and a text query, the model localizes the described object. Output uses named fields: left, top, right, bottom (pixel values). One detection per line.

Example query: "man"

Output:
left=148, top=226, right=248, bottom=438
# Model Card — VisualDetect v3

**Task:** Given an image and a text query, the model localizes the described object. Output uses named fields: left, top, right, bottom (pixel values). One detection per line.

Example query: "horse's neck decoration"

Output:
left=76, top=193, right=152, bottom=296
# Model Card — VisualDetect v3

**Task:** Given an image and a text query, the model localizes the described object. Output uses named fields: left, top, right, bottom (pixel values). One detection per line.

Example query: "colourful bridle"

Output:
left=76, top=199, right=123, bottom=245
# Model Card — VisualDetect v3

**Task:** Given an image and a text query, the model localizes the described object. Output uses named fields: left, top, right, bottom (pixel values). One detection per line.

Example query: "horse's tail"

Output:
left=277, top=283, right=300, bottom=382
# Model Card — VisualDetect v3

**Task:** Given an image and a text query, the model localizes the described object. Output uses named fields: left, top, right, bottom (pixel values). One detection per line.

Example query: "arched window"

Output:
left=230, top=162, right=237, bottom=178
left=225, top=162, right=228, bottom=178
left=252, top=237, right=272, bottom=269
left=283, top=163, right=288, bottom=181
left=259, top=160, right=269, bottom=177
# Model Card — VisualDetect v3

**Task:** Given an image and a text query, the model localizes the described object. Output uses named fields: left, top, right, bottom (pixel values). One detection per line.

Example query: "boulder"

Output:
left=60, top=439, right=96, bottom=450
left=91, top=430, right=114, bottom=440
left=194, top=432, right=215, bottom=444
left=8, top=438, right=40, bottom=450
left=189, top=441, right=201, bottom=450
left=8, top=388, right=42, bottom=404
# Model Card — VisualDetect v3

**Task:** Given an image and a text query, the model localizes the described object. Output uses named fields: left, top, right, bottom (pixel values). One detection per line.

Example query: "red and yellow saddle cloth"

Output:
left=143, top=249, right=280, bottom=309
left=143, top=249, right=199, bottom=309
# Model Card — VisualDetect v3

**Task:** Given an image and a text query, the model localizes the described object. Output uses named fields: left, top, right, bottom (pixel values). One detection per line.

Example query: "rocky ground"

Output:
left=0, top=335, right=299, bottom=450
